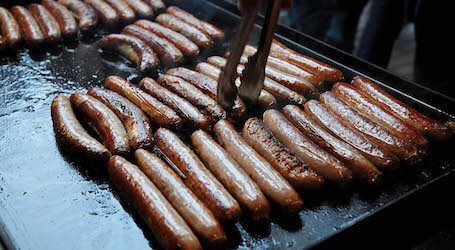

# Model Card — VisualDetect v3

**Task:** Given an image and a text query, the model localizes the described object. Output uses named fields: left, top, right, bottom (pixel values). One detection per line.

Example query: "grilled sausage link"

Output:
left=156, top=13, right=212, bottom=48
left=123, top=24, right=184, bottom=66
left=263, top=109, right=352, bottom=183
left=242, top=117, right=325, bottom=189
left=332, top=82, right=429, bottom=151
left=135, top=149, right=227, bottom=247
left=85, top=0, right=118, bottom=25
left=352, top=76, right=454, bottom=141
left=58, top=0, right=98, bottom=32
left=103, top=0, right=135, bottom=23
left=283, top=105, right=382, bottom=184
left=99, top=34, right=159, bottom=74
left=123, top=0, right=154, bottom=18
left=154, top=128, right=241, bottom=221
left=107, top=156, right=202, bottom=250
left=214, top=119, right=304, bottom=213
left=191, top=130, right=270, bottom=220
left=11, top=6, right=45, bottom=47
left=28, top=4, right=61, bottom=44
left=104, top=75, right=182, bottom=128
left=135, top=20, right=199, bottom=57
left=51, top=95, right=111, bottom=161
left=42, top=0, right=77, bottom=38
left=143, top=0, right=165, bottom=13
left=319, top=91, right=421, bottom=165
left=139, top=77, right=210, bottom=130
left=166, top=6, right=224, bottom=42
left=0, top=7, right=22, bottom=48
left=87, top=87, right=153, bottom=150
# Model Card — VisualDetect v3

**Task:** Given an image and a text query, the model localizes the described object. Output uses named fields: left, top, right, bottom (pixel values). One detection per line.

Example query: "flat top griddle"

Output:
left=1, top=0, right=454, bottom=249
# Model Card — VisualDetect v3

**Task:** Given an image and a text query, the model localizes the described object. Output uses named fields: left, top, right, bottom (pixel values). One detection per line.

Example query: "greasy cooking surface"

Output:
left=1, top=0, right=455, bottom=249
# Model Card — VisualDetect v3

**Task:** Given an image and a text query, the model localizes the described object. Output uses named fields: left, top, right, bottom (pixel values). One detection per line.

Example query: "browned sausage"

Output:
left=195, top=62, right=277, bottom=109
left=51, top=95, right=111, bottom=161
left=214, top=119, right=304, bottom=213
left=207, top=56, right=307, bottom=106
left=332, top=82, right=429, bottom=151
left=282, top=105, right=382, bottom=184
left=98, top=34, right=159, bottom=74
left=134, top=19, right=199, bottom=57
left=191, top=130, right=270, bottom=220
left=103, top=0, right=135, bottom=23
left=0, top=7, right=22, bottom=48
left=157, top=75, right=227, bottom=123
left=123, top=0, right=154, bottom=18
left=242, top=117, right=325, bottom=189
left=85, top=0, right=119, bottom=25
left=107, top=156, right=202, bottom=250
left=270, top=39, right=343, bottom=82
left=165, top=67, right=247, bottom=119
left=104, top=75, right=182, bottom=128
left=70, top=93, right=130, bottom=156
left=28, top=4, right=61, bottom=43
left=154, top=128, right=241, bottom=221
left=42, top=0, right=78, bottom=38
left=58, top=0, right=98, bottom=32
left=304, top=99, right=400, bottom=171
left=135, top=149, right=227, bottom=247
left=166, top=6, right=224, bottom=42
left=351, top=76, right=454, bottom=141
left=263, top=109, right=352, bottom=183
left=87, top=87, right=153, bottom=150
left=0, top=35, right=4, bottom=50
left=156, top=13, right=212, bottom=48
left=139, top=77, right=210, bottom=130
left=123, top=24, right=184, bottom=66
left=319, top=91, right=421, bottom=165
left=10, top=6, right=45, bottom=47
left=143, top=0, right=165, bottom=13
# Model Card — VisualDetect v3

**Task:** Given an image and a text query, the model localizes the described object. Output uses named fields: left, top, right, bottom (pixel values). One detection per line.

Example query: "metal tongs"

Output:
left=217, top=0, right=283, bottom=108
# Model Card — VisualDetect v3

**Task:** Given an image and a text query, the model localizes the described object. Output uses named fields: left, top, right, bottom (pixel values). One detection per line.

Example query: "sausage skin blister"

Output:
left=107, top=156, right=202, bottom=250
left=191, top=130, right=271, bottom=220
left=28, top=4, right=61, bottom=44
left=42, top=0, right=78, bottom=38
left=135, top=149, right=227, bottom=247
left=154, top=128, right=241, bottom=221
left=58, top=0, right=98, bottom=32
left=11, top=6, right=45, bottom=47
left=0, top=7, right=22, bottom=48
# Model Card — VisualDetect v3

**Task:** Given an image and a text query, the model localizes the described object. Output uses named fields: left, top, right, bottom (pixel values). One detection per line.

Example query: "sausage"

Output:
left=107, top=156, right=202, bottom=250
left=214, top=119, right=303, bottom=213
left=104, top=76, right=182, bottom=128
left=319, top=91, right=421, bottom=165
left=0, top=35, right=4, bottom=50
left=28, top=4, right=61, bottom=44
left=51, top=95, right=111, bottom=161
left=103, top=0, right=135, bottom=23
left=242, top=117, right=325, bottom=189
left=195, top=62, right=277, bottom=109
left=85, top=0, right=119, bottom=25
left=134, top=149, right=227, bottom=247
left=139, top=77, right=210, bottom=130
left=87, top=87, right=153, bottom=150
left=165, top=67, right=247, bottom=119
left=156, top=13, right=212, bottom=48
left=282, top=105, right=382, bottom=184
left=207, top=56, right=307, bottom=106
left=351, top=76, right=454, bottom=141
left=157, top=75, right=227, bottom=123
left=166, top=6, right=224, bottom=42
left=304, top=99, right=400, bottom=171
left=263, top=109, right=352, bottom=183
left=191, top=130, right=270, bottom=220
left=123, top=0, right=154, bottom=18
left=58, top=0, right=98, bottom=32
left=42, top=0, right=78, bottom=38
left=135, top=19, right=199, bottom=57
left=10, top=6, right=45, bottom=47
left=332, top=82, right=429, bottom=151
left=270, top=39, right=343, bottom=82
left=154, top=128, right=241, bottom=221
left=98, top=34, right=159, bottom=74
left=0, top=7, right=22, bottom=48
left=123, top=24, right=184, bottom=66
left=143, top=0, right=165, bottom=13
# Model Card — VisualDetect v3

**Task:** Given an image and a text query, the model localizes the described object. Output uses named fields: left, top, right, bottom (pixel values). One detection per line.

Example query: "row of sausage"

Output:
left=0, top=0, right=164, bottom=50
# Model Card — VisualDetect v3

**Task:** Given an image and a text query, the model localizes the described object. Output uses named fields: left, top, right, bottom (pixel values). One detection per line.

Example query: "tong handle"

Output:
left=256, top=0, right=282, bottom=67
